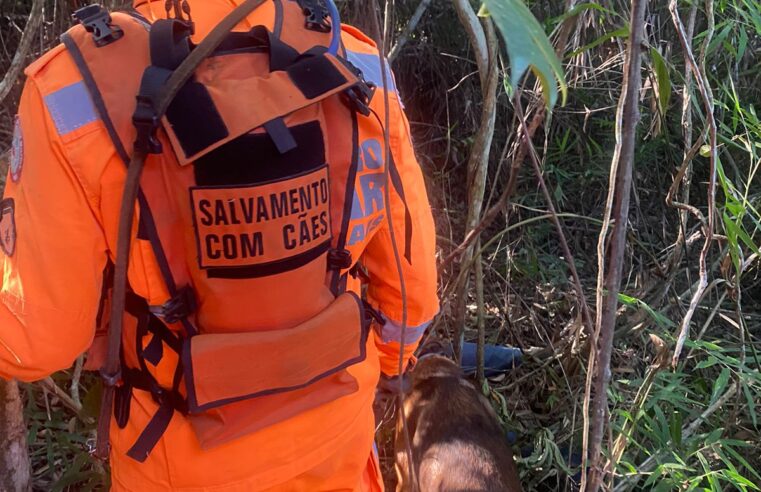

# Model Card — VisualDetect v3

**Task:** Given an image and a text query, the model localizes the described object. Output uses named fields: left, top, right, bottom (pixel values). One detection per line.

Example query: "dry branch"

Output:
left=669, top=0, right=719, bottom=367
left=388, top=0, right=433, bottom=62
left=40, top=377, right=83, bottom=415
left=583, top=0, right=648, bottom=488
left=0, top=0, right=44, bottom=105
left=514, top=96, right=592, bottom=338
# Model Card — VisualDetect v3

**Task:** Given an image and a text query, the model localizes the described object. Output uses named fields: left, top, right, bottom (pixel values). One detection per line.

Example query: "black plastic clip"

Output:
left=149, top=286, right=196, bottom=324
left=362, top=301, right=386, bottom=327
left=346, top=79, right=376, bottom=117
left=297, top=0, right=331, bottom=33
left=327, top=248, right=353, bottom=270
left=132, top=96, right=163, bottom=154
left=339, top=59, right=376, bottom=116
left=73, top=5, right=124, bottom=47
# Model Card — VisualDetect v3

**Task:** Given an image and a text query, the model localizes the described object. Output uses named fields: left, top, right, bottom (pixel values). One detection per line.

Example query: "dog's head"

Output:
left=410, top=353, right=463, bottom=383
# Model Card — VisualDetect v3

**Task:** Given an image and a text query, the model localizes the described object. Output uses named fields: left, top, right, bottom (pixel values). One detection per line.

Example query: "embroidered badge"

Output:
left=0, top=198, right=16, bottom=256
left=10, top=116, right=23, bottom=183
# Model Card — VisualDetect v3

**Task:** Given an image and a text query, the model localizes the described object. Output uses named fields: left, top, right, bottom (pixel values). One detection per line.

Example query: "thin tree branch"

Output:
left=70, top=354, right=84, bottom=408
left=669, top=0, right=718, bottom=367
left=452, top=0, right=489, bottom=80
left=515, top=96, right=593, bottom=339
left=40, top=377, right=83, bottom=414
left=0, top=0, right=43, bottom=105
left=583, top=0, right=648, bottom=488
left=388, top=0, right=433, bottom=62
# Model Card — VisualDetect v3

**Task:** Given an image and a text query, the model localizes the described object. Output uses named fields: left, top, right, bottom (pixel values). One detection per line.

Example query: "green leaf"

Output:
left=568, top=25, right=629, bottom=58
left=724, top=445, right=761, bottom=483
left=482, top=0, right=567, bottom=108
left=696, top=356, right=720, bottom=369
left=617, top=292, right=675, bottom=328
left=711, top=367, right=731, bottom=405
left=670, top=410, right=683, bottom=448
left=551, top=2, right=613, bottom=24
left=650, top=48, right=671, bottom=114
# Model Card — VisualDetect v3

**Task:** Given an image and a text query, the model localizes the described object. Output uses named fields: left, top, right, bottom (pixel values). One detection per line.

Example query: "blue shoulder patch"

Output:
left=346, top=51, right=397, bottom=93
left=43, top=81, right=99, bottom=136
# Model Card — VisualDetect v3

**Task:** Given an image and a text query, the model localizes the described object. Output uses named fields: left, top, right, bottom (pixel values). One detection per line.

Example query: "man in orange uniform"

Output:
left=0, top=1, right=438, bottom=490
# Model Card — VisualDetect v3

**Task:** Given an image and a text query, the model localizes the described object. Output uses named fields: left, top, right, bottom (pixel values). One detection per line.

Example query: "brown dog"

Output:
left=395, top=355, right=522, bottom=491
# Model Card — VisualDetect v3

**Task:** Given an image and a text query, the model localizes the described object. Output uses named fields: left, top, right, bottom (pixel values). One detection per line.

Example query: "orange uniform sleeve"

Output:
left=363, top=96, right=439, bottom=376
left=0, top=77, right=109, bottom=382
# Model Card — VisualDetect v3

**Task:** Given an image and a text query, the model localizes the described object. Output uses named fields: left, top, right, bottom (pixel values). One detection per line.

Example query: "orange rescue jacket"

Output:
left=0, top=1, right=438, bottom=490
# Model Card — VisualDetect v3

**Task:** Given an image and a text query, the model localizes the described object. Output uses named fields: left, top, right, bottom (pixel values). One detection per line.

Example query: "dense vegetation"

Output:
left=1, top=0, right=760, bottom=490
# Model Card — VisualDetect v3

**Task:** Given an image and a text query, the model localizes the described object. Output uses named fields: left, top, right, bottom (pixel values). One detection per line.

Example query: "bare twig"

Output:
left=388, top=0, right=433, bottom=62
left=515, top=96, right=593, bottom=339
left=583, top=0, right=648, bottom=488
left=40, top=377, right=83, bottom=414
left=669, top=0, right=718, bottom=367
left=439, top=107, right=545, bottom=272
left=70, top=354, right=84, bottom=408
left=0, top=0, right=43, bottom=105
left=666, top=3, right=698, bottom=272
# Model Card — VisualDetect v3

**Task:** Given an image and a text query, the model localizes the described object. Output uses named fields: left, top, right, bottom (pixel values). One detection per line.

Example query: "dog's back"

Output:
left=396, top=355, right=522, bottom=491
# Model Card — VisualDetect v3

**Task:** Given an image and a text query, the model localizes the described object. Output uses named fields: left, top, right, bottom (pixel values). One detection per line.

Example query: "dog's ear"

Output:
left=412, top=354, right=463, bottom=381
left=416, top=338, right=454, bottom=358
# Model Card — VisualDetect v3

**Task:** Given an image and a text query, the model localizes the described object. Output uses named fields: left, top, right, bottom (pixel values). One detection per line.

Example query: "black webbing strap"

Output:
left=95, top=0, right=269, bottom=462
left=149, top=19, right=192, bottom=70
left=248, top=25, right=299, bottom=70
left=388, top=154, right=413, bottom=263
left=328, top=110, right=360, bottom=296
left=126, top=399, right=174, bottom=462
left=125, top=301, right=185, bottom=462
left=263, top=117, right=297, bottom=153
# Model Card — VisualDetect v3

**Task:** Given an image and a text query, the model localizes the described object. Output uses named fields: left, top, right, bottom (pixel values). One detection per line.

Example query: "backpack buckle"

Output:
left=362, top=301, right=386, bottom=327
left=149, top=286, right=196, bottom=324
left=297, top=0, right=331, bottom=33
left=327, top=248, right=353, bottom=270
left=73, top=5, right=124, bottom=47
left=340, top=61, right=376, bottom=116
left=132, top=96, right=163, bottom=154
left=344, top=81, right=375, bottom=117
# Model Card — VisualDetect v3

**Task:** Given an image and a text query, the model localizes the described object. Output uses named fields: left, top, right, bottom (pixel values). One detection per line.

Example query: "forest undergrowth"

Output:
left=1, top=0, right=761, bottom=490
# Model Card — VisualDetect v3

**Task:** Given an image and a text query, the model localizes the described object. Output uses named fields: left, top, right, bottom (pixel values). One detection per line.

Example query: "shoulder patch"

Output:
left=0, top=199, right=16, bottom=257
left=10, top=116, right=23, bottom=183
